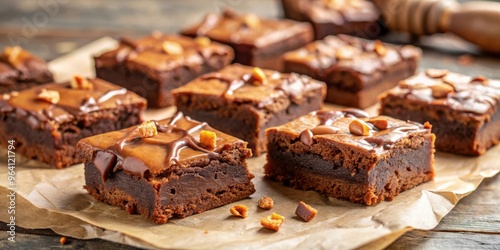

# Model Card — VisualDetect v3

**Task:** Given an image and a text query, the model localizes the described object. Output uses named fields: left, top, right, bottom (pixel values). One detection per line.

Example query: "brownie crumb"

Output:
left=258, top=196, right=274, bottom=210
left=295, top=201, right=317, bottom=222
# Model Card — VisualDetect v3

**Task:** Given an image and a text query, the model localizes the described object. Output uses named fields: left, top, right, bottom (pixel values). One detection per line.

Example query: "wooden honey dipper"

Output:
left=372, top=0, right=500, bottom=53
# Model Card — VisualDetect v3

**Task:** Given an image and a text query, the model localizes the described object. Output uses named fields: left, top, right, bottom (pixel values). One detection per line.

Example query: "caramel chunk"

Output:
left=368, top=118, right=389, bottom=130
left=195, top=36, right=211, bottom=47
left=425, top=69, right=448, bottom=79
left=349, top=119, right=370, bottom=136
left=162, top=41, right=184, bottom=55
left=295, top=201, right=317, bottom=222
left=37, top=89, right=60, bottom=104
left=374, top=40, right=387, bottom=57
left=138, top=121, right=158, bottom=138
left=260, top=212, right=285, bottom=231
left=230, top=204, right=249, bottom=218
left=199, top=130, right=217, bottom=149
left=70, top=75, right=93, bottom=90
left=251, top=67, right=268, bottom=85
left=258, top=196, right=274, bottom=210
left=431, top=83, right=454, bottom=98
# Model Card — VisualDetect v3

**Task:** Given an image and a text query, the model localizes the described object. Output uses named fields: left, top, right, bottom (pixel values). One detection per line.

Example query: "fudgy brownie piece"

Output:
left=172, top=64, right=326, bottom=156
left=94, top=32, right=234, bottom=108
left=265, top=109, right=435, bottom=205
left=0, top=76, right=146, bottom=168
left=181, top=9, right=313, bottom=71
left=379, top=69, right=500, bottom=156
left=281, top=0, right=381, bottom=39
left=0, top=46, right=53, bottom=93
left=77, top=112, right=256, bottom=224
left=283, top=35, right=422, bottom=108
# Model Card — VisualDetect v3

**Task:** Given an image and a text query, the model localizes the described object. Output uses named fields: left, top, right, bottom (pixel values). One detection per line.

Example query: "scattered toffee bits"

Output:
left=230, top=204, right=249, bottom=218
left=162, top=41, right=184, bottom=55
left=251, top=67, right=268, bottom=85
left=200, top=130, right=217, bottom=149
left=138, top=120, right=158, bottom=138
left=258, top=196, right=274, bottom=210
left=70, top=75, right=93, bottom=90
left=260, top=212, right=285, bottom=232
left=349, top=119, right=371, bottom=136
left=37, top=88, right=60, bottom=104
left=295, top=201, right=317, bottom=222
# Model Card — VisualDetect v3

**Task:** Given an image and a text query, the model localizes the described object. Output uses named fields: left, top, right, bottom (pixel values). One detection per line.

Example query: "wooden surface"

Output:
left=0, top=0, right=499, bottom=249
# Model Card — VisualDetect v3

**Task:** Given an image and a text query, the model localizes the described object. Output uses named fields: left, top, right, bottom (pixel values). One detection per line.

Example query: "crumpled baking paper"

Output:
left=0, top=37, right=499, bottom=250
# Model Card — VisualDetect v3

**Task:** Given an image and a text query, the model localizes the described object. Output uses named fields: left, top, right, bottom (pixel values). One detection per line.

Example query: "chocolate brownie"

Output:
left=172, top=64, right=326, bottom=156
left=379, top=69, right=500, bottom=156
left=0, top=46, right=53, bottom=93
left=265, top=109, right=435, bottom=205
left=94, top=32, right=234, bottom=108
left=281, top=0, right=382, bottom=39
left=283, top=35, right=422, bottom=108
left=182, top=9, right=313, bottom=71
left=77, top=112, right=256, bottom=224
left=0, top=76, right=146, bottom=168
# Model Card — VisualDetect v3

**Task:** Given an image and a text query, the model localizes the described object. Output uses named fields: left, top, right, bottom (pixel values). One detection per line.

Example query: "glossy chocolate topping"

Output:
left=182, top=9, right=312, bottom=48
left=79, top=112, right=246, bottom=180
left=0, top=78, right=146, bottom=129
left=284, top=34, right=422, bottom=76
left=301, top=0, right=379, bottom=24
left=0, top=46, right=53, bottom=86
left=387, top=69, right=500, bottom=115
left=275, top=109, right=430, bottom=154
left=94, top=33, right=233, bottom=75
left=172, top=64, right=325, bottom=108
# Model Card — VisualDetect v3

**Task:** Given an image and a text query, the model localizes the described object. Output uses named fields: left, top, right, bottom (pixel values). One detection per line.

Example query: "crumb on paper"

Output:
left=260, top=212, right=285, bottom=232
left=295, top=201, right=318, bottom=222
left=230, top=204, right=249, bottom=218
left=258, top=196, right=274, bottom=210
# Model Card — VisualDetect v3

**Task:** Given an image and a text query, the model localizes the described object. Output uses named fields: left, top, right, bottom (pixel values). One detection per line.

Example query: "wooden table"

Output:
left=0, top=0, right=499, bottom=249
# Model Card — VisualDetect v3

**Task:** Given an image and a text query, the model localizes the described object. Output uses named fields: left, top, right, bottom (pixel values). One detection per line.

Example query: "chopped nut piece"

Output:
left=199, top=130, right=217, bottom=149
left=310, top=125, right=340, bottom=135
left=37, top=89, right=60, bottom=104
left=431, top=83, right=454, bottom=98
left=2, top=93, right=10, bottom=101
left=374, top=40, right=387, bottom=57
left=335, top=46, right=355, bottom=60
left=70, top=75, right=93, bottom=90
left=424, top=121, right=432, bottom=129
left=470, top=76, right=489, bottom=86
left=243, top=13, right=260, bottom=28
left=349, top=119, right=370, bottom=136
left=295, top=201, right=317, bottom=222
left=138, top=121, right=158, bottom=138
left=59, top=236, right=68, bottom=245
left=258, top=196, right=274, bottom=210
left=260, top=212, right=285, bottom=232
left=2, top=46, right=22, bottom=67
left=368, top=118, right=389, bottom=130
left=398, top=80, right=427, bottom=89
left=230, top=204, right=249, bottom=218
left=162, top=41, right=184, bottom=55
left=425, top=69, right=449, bottom=79
left=300, top=129, right=313, bottom=146
left=251, top=67, right=268, bottom=85
left=195, top=36, right=211, bottom=47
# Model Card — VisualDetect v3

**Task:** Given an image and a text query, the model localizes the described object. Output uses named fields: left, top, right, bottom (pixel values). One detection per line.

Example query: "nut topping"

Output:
left=70, top=75, right=93, bottom=90
left=243, top=13, right=260, bottom=28
left=37, top=89, right=60, bottom=104
left=470, top=76, right=489, bottom=86
left=349, top=119, right=371, bottom=136
left=230, top=204, right=249, bottom=218
left=258, top=196, right=274, bottom=210
left=335, top=46, right=355, bottom=60
left=425, top=69, right=449, bottom=79
left=194, top=36, right=211, bottom=47
left=368, top=118, right=389, bottom=130
left=2, top=46, right=23, bottom=67
left=138, top=121, right=158, bottom=138
left=199, top=130, right=217, bottom=149
left=431, top=83, right=454, bottom=98
left=374, top=40, right=387, bottom=57
left=251, top=67, right=268, bottom=85
left=162, top=41, right=184, bottom=55
left=398, top=81, right=427, bottom=89
left=310, top=125, right=340, bottom=135
left=260, top=212, right=285, bottom=232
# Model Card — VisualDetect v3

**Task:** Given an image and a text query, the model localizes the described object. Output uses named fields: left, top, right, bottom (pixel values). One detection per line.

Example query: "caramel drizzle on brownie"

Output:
left=102, top=112, right=219, bottom=179
left=80, top=88, right=128, bottom=113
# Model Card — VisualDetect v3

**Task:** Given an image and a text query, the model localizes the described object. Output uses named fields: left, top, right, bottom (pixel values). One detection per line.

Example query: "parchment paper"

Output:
left=1, top=37, right=499, bottom=250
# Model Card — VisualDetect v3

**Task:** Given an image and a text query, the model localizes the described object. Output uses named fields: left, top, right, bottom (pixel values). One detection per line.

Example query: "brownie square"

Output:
left=172, top=64, right=326, bottom=156
left=281, top=0, right=381, bottom=39
left=181, top=9, right=313, bottom=71
left=0, top=46, right=53, bottom=93
left=77, top=112, right=256, bottom=224
left=283, top=35, right=422, bottom=108
left=94, top=33, right=234, bottom=108
left=265, top=109, right=435, bottom=205
left=0, top=76, right=146, bottom=168
left=379, top=69, right=500, bottom=156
